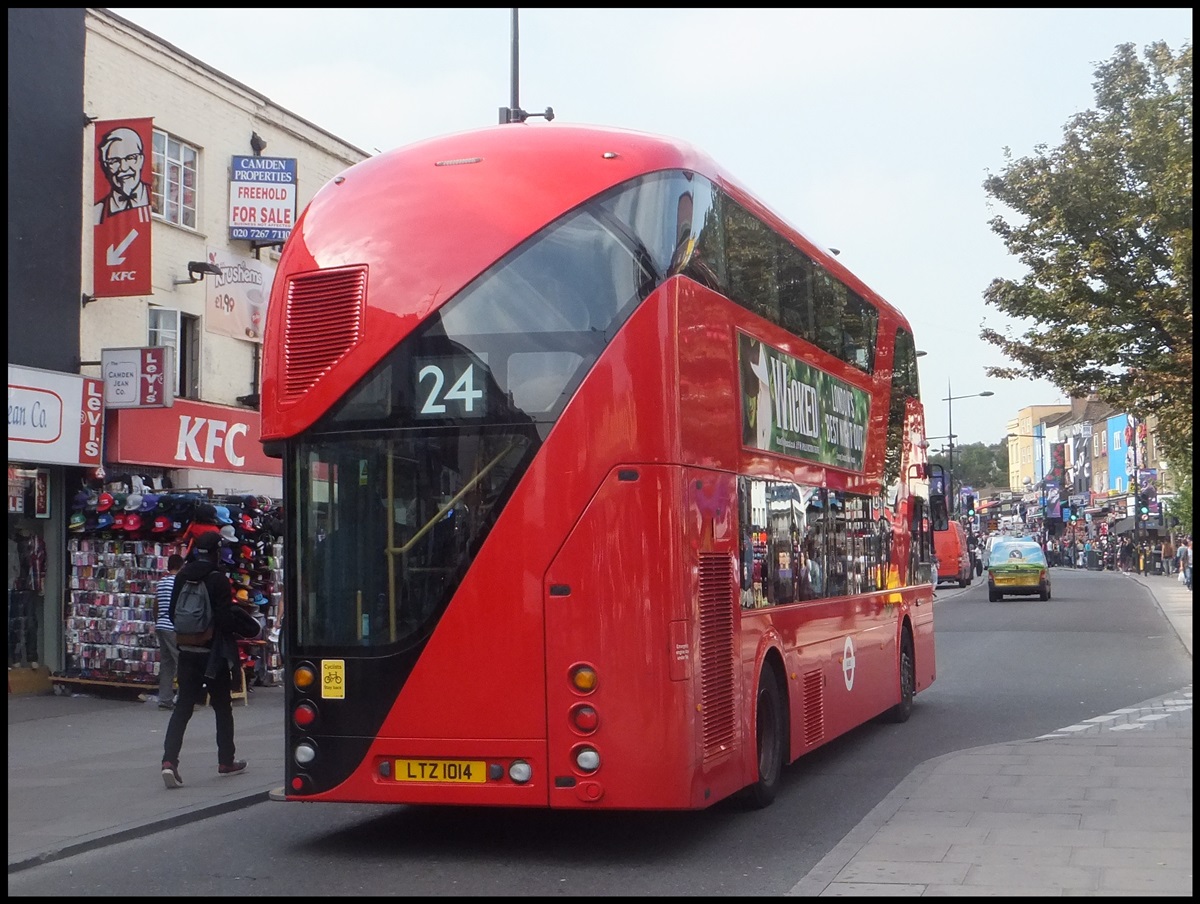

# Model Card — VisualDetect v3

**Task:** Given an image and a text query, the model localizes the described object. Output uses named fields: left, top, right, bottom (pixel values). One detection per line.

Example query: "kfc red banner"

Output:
left=92, top=117, right=154, bottom=298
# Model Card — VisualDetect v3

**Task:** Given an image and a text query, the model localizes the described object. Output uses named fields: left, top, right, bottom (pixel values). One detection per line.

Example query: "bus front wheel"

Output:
left=744, top=669, right=786, bottom=809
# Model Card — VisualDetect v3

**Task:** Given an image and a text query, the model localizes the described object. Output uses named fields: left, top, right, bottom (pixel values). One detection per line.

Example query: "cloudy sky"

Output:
left=110, top=7, right=1192, bottom=446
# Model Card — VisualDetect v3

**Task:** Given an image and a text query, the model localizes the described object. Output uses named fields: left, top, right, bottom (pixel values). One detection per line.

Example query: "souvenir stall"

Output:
left=56, top=483, right=284, bottom=700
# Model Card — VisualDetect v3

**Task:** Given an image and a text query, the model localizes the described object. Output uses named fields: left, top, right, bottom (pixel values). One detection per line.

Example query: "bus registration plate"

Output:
left=394, top=759, right=486, bottom=783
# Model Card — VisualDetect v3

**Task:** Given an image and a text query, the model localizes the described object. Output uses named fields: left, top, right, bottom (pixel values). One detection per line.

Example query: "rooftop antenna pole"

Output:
left=498, top=8, right=554, bottom=124
left=510, top=8, right=520, bottom=116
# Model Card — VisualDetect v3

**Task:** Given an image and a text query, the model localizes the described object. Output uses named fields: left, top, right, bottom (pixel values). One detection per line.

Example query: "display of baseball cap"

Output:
left=196, top=502, right=218, bottom=523
left=85, top=514, right=101, bottom=531
left=96, top=492, right=115, bottom=512
left=140, top=493, right=160, bottom=512
left=171, top=496, right=198, bottom=521
left=96, top=512, right=115, bottom=529
left=152, top=515, right=173, bottom=533
left=113, top=512, right=127, bottom=529
left=72, top=490, right=90, bottom=511
left=219, top=524, right=238, bottom=542
left=214, top=505, right=233, bottom=525
left=124, top=493, right=143, bottom=511
left=124, top=512, right=144, bottom=531
left=235, top=588, right=251, bottom=603
left=219, top=546, right=236, bottom=566
left=111, top=492, right=128, bottom=511
left=69, top=512, right=86, bottom=531
left=191, top=530, right=222, bottom=554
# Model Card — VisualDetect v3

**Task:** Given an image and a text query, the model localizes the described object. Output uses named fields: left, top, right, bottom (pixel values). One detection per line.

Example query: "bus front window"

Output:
left=296, top=432, right=531, bottom=651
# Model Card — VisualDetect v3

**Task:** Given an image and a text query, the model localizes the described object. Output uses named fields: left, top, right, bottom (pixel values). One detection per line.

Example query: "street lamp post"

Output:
left=1008, top=432, right=1046, bottom=531
left=942, top=381, right=994, bottom=515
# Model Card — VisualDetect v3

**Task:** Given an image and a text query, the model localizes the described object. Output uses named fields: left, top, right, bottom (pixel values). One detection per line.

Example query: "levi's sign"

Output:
left=101, top=346, right=174, bottom=408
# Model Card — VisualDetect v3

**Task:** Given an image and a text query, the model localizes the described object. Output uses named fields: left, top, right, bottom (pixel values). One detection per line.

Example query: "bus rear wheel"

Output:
left=883, top=628, right=915, bottom=723
left=744, top=668, right=786, bottom=809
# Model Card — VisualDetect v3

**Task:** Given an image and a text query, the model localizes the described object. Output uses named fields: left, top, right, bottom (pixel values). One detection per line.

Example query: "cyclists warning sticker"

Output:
left=321, top=659, right=346, bottom=699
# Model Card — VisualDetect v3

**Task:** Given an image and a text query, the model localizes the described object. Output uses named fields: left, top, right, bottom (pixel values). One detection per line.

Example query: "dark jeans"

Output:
left=163, top=648, right=236, bottom=767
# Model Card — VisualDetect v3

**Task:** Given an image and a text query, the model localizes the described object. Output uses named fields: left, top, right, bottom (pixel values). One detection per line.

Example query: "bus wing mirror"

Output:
left=929, top=493, right=950, bottom=532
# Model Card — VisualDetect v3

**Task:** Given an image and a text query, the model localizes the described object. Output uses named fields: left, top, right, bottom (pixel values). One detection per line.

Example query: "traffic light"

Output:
left=1137, top=492, right=1150, bottom=521
left=967, top=496, right=977, bottom=518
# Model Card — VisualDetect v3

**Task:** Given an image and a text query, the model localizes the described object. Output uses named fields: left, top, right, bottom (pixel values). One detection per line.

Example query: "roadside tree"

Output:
left=979, top=41, right=1192, bottom=480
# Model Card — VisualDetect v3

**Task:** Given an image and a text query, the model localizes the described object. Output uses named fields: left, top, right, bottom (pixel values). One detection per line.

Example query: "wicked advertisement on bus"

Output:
left=738, top=332, right=869, bottom=471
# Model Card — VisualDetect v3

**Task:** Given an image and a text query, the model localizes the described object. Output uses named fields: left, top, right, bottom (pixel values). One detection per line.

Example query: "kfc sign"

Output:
left=92, top=118, right=154, bottom=298
left=106, top=399, right=280, bottom=476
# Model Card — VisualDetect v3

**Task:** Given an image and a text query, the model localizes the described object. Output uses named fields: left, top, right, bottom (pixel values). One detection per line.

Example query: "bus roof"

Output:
left=263, top=122, right=908, bottom=440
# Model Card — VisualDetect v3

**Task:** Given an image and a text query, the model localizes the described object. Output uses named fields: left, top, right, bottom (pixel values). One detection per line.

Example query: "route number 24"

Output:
left=418, top=360, right=485, bottom=415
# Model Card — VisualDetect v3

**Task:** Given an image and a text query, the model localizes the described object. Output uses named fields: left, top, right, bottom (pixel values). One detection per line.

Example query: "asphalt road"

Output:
left=9, top=568, right=1190, bottom=896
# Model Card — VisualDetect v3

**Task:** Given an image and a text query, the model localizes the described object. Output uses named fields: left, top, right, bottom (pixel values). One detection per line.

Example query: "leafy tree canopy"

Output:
left=980, top=41, right=1192, bottom=472
left=928, top=441, right=1008, bottom=497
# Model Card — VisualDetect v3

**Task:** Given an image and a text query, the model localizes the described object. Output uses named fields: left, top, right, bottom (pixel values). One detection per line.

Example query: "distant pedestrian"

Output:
left=154, top=554, right=185, bottom=710
left=1184, top=538, right=1193, bottom=592
left=161, top=531, right=246, bottom=789
left=1161, top=539, right=1175, bottom=574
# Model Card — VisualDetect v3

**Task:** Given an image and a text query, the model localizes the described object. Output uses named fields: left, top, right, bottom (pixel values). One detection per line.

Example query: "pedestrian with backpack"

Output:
left=161, top=530, right=246, bottom=788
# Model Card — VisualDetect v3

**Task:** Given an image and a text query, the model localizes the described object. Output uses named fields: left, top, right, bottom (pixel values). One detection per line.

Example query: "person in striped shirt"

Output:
left=155, top=554, right=185, bottom=710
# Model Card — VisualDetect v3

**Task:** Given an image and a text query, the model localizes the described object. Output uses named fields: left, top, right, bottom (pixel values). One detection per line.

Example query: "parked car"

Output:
left=987, top=538, right=1051, bottom=601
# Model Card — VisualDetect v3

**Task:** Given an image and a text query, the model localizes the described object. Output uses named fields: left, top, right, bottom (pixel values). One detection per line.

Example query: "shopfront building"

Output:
left=8, top=365, right=105, bottom=683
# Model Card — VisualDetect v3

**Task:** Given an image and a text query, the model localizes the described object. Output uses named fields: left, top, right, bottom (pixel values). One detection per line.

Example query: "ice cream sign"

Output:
left=203, top=248, right=276, bottom=344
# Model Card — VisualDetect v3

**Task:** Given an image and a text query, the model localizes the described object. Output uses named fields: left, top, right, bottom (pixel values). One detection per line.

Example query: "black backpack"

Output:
left=174, top=579, right=214, bottom=645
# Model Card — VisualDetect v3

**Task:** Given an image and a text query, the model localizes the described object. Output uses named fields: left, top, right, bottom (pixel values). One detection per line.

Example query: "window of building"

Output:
left=149, top=307, right=200, bottom=398
left=151, top=130, right=198, bottom=228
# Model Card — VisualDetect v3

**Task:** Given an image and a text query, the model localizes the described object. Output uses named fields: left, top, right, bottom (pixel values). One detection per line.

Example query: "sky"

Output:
left=109, top=8, right=1192, bottom=447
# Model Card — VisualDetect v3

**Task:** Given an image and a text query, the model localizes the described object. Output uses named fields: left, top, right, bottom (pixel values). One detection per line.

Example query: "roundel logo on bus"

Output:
left=842, top=635, right=856, bottom=691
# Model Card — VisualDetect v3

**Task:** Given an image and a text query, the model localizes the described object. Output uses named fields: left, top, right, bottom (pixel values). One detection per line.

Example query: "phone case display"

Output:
left=58, top=488, right=285, bottom=690
left=65, top=539, right=184, bottom=683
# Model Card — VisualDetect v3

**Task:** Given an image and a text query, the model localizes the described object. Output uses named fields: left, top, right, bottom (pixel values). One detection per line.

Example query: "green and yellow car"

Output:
left=987, top=539, right=1051, bottom=601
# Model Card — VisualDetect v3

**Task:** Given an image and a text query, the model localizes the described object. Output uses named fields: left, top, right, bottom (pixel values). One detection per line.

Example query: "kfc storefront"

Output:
left=105, top=398, right=282, bottom=497
left=8, top=365, right=105, bottom=683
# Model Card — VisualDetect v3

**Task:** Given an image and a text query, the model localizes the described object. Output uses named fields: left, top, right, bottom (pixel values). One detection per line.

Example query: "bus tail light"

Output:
left=293, top=662, right=318, bottom=691
left=570, top=703, right=599, bottom=734
left=294, top=740, right=318, bottom=766
left=293, top=701, right=318, bottom=729
left=570, top=664, right=597, bottom=694
left=573, top=745, right=601, bottom=773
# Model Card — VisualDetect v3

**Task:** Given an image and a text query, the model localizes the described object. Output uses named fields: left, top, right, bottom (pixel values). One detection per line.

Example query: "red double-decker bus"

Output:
left=261, top=123, right=942, bottom=810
